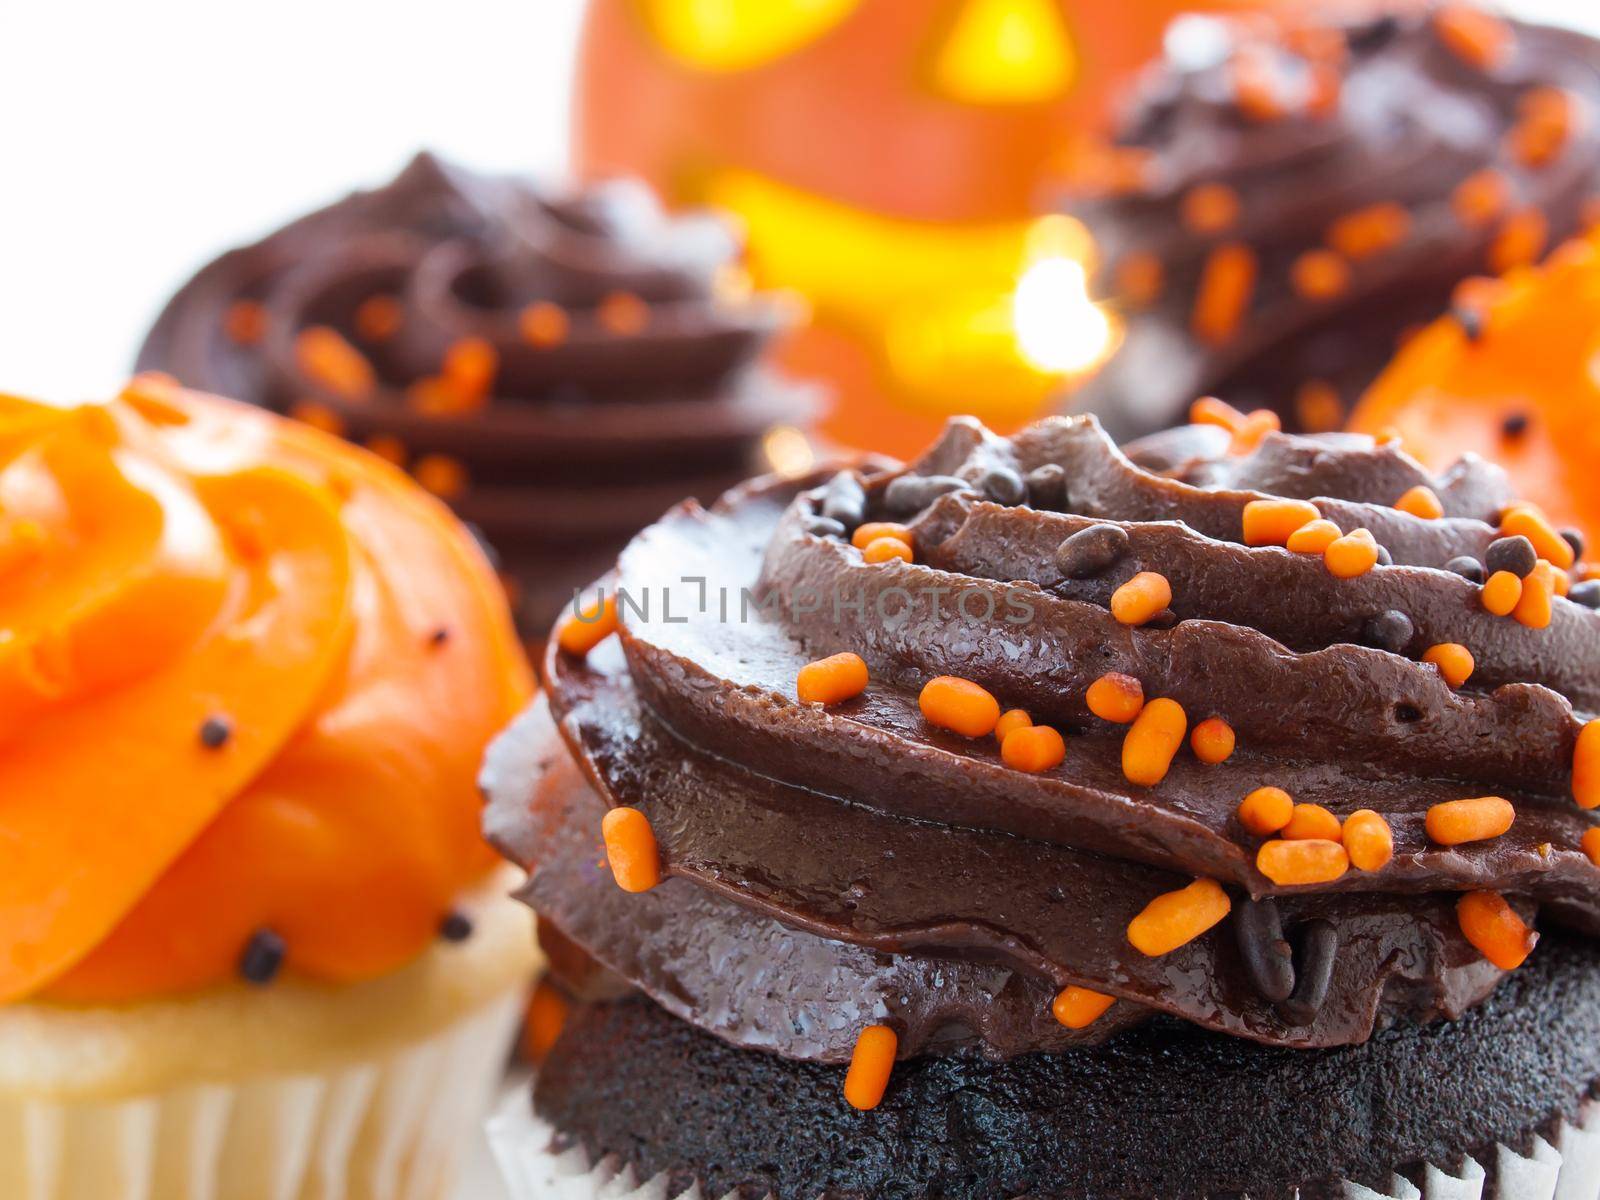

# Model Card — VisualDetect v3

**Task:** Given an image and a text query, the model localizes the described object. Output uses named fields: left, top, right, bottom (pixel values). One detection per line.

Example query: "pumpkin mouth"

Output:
left=702, top=166, right=1120, bottom=422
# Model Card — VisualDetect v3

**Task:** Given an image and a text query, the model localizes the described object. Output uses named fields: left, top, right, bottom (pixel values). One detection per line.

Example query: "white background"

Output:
left=1, top=1, right=1595, bottom=401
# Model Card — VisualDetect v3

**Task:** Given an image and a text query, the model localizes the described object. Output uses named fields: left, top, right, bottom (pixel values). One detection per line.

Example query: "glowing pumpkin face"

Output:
left=574, top=0, right=1285, bottom=455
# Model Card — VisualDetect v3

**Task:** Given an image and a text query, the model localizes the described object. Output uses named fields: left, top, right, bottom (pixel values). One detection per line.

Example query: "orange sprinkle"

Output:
left=851, top=522, right=914, bottom=551
left=1257, top=838, right=1350, bottom=885
left=1513, top=559, right=1556, bottom=629
left=1190, top=396, right=1247, bottom=432
left=1122, top=697, right=1187, bottom=787
left=119, top=372, right=187, bottom=425
left=1295, top=381, right=1343, bottom=433
left=1052, top=986, right=1116, bottom=1030
left=1422, top=643, right=1475, bottom=688
left=1324, top=528, right=1379, bottom=578
left=413, top=453, right=468, bottom=499
left=1111, top=571, right=1172, bottom=626
left=1574, top=720, right=1600, bottom=810
left=1127, top=878, right=1231, bottom=956
left=1489, top=210, right=1549, bottom=275
left=1192, top=243, right=1258, bottom=346
left=1425, top=796, right=1515, bottom=846
left=1395, top=486, right=1443, bottom=520
left=365, top=434, right=407, bottom=466
left=1481, top=570, right=1524, bottom=616
left=1231, top=52, right=1284, bottom=123
left=1087, top=673, right=1144, bottom=724
left=294, top=326, right=376, bottom=401
left=1116, top=252, right=1165, bottom=306
left=557, top=593, right=619, bottom=658
left=1343, top=809, right=1394, bottom=872
left=1001, top=725, right=1067, bottom=774
left=1457, top=891, right=1536, bottom=969
left=1190, top=717, right=1235, bottom=765
left=843, top=1025, right=897, bottom=1110
left=522, top=980, right=570, bottom=1064
left=288, top=400, right=344, bottom=437
left=223, top=299, right=268, bottom=345
left=1228, top=408, right=1281, bottom=456
left=1286, top=519, right=1342, bottom=555
left=1555, top=570, right=1571, bottom=598
left=520, top=301, right=570, bottom=347
left=995, top=708, right=1032, bottom=744
left=796, top=652, right=869, bottom=706
left=1182, top=183, right=1242, bottom=235
left=1433, top=6, right=1514, bottom=70
left=1291, top=250, right=1351, bottom=301
left=863, top=536, right=914, bottom=565
left=1283, top=803, right=1342, bottom=842
left=1327, top=203, right=1412, bottom=261
left=920, top=676, right=1001, bottom=738
left=353, top=294, right=403, bottom=342
left=598, top=291, right=650, bottom=335
left=1452, top=169, right=1509, bottom=228
left=1511, top=88, right=1574, bottom=168
left=1582, top=827, right=1600, bottom=867
left=406, top=375, right=475, bottom=417
left=1501, top=505, right=1576, bottom=569
left=1243, top=498, right=1319, bottom=547
left=443, top=336, right=499, bottom=400
left=602, top=806, right=661, bottom=893
left=1238, top=786, right=1294, bottom=837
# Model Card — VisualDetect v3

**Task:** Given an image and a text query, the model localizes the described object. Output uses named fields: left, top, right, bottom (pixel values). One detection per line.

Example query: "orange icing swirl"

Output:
left=0, top=377, right=531, bottom=1004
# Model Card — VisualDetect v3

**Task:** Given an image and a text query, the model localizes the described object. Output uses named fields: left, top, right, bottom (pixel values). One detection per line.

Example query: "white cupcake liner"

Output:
left=0, top=990, right=521, bottom=1200
left=487, top=1089, right=1600, bottom=1200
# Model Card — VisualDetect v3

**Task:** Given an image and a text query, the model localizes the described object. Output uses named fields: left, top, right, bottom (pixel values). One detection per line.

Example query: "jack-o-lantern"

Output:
left=573, top=0, right=1285, bottom=457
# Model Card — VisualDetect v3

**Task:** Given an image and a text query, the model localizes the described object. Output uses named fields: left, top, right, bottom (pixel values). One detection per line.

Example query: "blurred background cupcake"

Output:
left=0, top=378, right=537, bottom=1199
left=137, top=153, right=819, bottom=636
left=1059, top=4, right=1600, bottom=439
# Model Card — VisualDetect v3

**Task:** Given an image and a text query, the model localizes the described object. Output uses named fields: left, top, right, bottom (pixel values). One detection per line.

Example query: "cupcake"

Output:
left=0, top=377, right=537, bottom=1199
left=136, top=152, right=817, bottom=635
left=1061, top=5, right=1600, bottom=440
left=1352, top=227, right=1600, bottom=549
left=484, top=407, right=1600, bottom=1198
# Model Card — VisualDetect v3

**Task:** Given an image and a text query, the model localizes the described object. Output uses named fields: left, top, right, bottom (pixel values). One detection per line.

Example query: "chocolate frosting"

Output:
left=1060, top=10, right=1600, bottom=439
left=483, top=415, right=1600, bottom=1064
left=136, top=152, right=817, bottom=631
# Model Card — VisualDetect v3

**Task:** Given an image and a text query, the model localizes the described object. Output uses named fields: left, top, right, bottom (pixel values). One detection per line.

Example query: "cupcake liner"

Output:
left=487, top=1090, right=1600, bottom=1200
left=1, top=991, right=521, bottom=1200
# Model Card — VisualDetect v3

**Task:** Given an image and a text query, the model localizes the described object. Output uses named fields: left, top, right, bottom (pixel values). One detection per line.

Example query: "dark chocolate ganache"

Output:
left=1059, top=8, right=1600, bottom=439
left=136, top=151, right=817, bottom=632
left=483, top=414, right=1600, bottom=1065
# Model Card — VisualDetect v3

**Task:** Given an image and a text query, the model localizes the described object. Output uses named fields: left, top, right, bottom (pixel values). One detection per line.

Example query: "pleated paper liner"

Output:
left=488, top=1091, right=1600, bottom=1200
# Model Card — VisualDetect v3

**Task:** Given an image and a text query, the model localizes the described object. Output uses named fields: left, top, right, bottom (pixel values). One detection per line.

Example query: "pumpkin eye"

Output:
left=634, top=0, right=860, bottom=72
left=927, top=0, right=1078, bottom=104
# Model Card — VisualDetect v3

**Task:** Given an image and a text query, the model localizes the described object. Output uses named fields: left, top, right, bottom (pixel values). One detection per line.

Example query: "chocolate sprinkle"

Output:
left=1486, top=535, right=1537, bottom=579
left=1561, top=528, right=1586, bottom=560
left=1024, top=464, right=1068, bottom=512
left=821, top=472, right=866, bottom=530
left=1446, top=555, right=1486, bottom=584
left=1053, top=525, right=1130, bottom=580
left=885, top=474, right=971, bottom=518
left=979, top=467, right=1026, bottom=507
left=1452, top=306, right=1485, bottom=342
left=238, top=929, right=286, bottom=985
left=1281, top=920, right=1339, bottom=1026
left=439, top=911, right=475, bottom=942
left=429, top=626, right=451, bottom=647
left=1235, top=897, right=1296, bottom=1002
left=198, top=715, right=233, bottom=750
left=1570, top=580, right=1600, bottom=609
left=804, top=516, right=847, bottom=539
left=1501, top=413, right=1531, bottom=441
left=1360, top=610, right=1414, bottom=655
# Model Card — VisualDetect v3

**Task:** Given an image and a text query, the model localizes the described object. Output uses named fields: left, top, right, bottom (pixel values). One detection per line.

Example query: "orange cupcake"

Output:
left=0, top=376, right=536, bottom=1198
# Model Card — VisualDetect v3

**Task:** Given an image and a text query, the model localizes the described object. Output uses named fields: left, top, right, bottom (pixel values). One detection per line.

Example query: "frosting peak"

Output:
left=1, top=379, right=530, bottom=1004
left=487, top=411, right=1600, bottom=1064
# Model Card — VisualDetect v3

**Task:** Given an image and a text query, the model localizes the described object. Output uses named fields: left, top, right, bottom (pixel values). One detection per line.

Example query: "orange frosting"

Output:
left=0, top=378, right=530, bottom=1005
left=1351, top=230, right=1600, bottom=544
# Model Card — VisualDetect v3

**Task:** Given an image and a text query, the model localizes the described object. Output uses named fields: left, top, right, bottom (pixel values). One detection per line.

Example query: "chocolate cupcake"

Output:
left=137, top=152, right=818, bottom=633
left=1060, top=5, right=1600, bottom=440
left=484, top=410, right=1600, bottom=1199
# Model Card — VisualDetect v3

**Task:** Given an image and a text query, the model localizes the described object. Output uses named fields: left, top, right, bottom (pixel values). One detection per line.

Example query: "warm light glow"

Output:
left=762, top=425, right=817, bottom=478
left=929, top=0, right=1078, bottom=104
left=1012, top=256, right=1116, bottom=374
left=637, top=0, right=859, bottom=71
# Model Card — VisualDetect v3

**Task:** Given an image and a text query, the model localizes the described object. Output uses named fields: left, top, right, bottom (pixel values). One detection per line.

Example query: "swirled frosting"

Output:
left=1060, top=7, right=1600, bottom=440
left=0, top=379, right=530, bottom=1005
left=137, top=153, right=816, bottom=631
left=484, top=412, right=1600, bottom=1063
